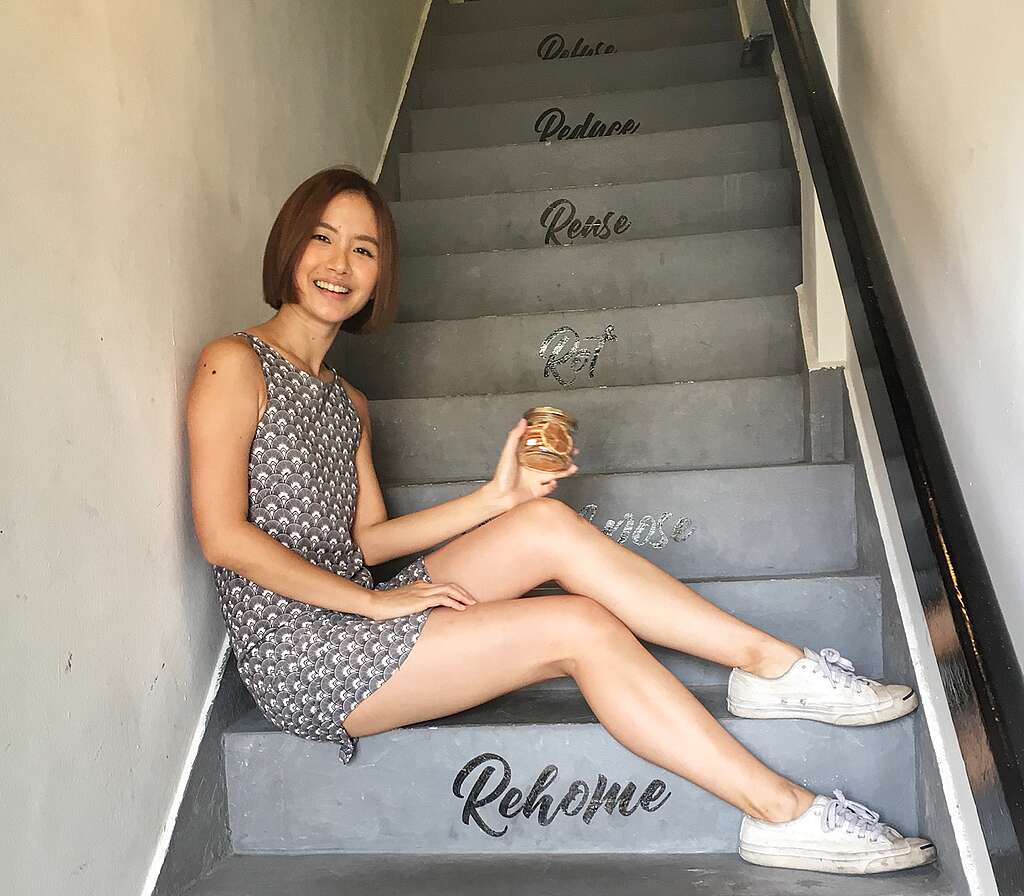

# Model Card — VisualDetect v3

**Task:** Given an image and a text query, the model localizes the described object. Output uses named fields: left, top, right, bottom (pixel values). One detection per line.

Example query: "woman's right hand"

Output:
left=363, top=580, right=479, bottom=621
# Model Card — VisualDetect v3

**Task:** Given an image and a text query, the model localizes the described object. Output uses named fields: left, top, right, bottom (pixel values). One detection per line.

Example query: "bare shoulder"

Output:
left=187, top=334, right=265, bottom=416
left=193, top=334, right=261, bottom=379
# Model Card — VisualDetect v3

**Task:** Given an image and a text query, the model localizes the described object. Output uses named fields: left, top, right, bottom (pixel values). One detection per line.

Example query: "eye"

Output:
left=312, top=233, right=330, bottom=243
left=355, top=247, right=376, bottom=258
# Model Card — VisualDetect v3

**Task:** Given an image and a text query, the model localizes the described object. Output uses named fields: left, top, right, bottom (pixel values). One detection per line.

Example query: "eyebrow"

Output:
left=316, top=221, right=380, bottom=247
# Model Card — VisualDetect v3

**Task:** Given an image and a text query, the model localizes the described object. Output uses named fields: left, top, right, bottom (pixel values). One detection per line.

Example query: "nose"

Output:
left=327, top=248, right=351, bottom=274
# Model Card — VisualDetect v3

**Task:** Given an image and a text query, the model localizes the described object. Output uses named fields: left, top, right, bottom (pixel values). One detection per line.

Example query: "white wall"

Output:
left=0, top=2, right=428, bottom=894
left=835, top=1, right=1024, bottom=657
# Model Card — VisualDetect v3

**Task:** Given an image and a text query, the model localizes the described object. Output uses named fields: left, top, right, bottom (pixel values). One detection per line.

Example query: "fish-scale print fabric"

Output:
left=211, top=331, right=434, bottom=764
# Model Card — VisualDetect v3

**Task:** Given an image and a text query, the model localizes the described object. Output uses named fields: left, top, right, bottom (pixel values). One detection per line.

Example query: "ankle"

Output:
left=748, top=784, right=816, bottom=824
left=739, top=641, right=804, bottom=679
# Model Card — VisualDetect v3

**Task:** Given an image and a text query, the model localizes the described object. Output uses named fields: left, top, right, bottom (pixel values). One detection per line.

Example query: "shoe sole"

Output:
left=739, top=841, right=938, bottom=874
left=727, top=690, right=919, bottom=725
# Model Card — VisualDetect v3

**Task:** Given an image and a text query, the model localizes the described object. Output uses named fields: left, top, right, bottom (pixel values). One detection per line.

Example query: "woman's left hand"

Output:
left=481, top=418, right=579, bottom=512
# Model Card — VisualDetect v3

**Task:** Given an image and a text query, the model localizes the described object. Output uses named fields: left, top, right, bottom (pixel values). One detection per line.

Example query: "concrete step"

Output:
left=417, top=41, right=760, bottom=109
left=393, top=169, right=797, bottom=256
left=378, top=465, right=858, bottom=580
left=365, top=376, right=804, bottom=486
left=396, top=226, right=801, bottom=322
left=185, top=851, right=951, bottom=895
left=429, top=0, right=728, bottom=36
left=400, top=121, right=786, bottom=200
left=338, top=294, right=803, bottom=401
left=223, top=687, right=917, bottom=854
left=525, top=575, right=883, bottom=691
left=411, top=77, right=781, bottom=152
left=419, top=8, right=737, bottom=70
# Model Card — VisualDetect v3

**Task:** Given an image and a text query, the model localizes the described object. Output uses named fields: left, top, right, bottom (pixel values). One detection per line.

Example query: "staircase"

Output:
left=185, top=0, right=958, bottom=891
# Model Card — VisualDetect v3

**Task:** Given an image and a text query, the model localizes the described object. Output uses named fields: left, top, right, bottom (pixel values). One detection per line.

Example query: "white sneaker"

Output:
left=739, top=790, right=937, bottom=874
left=727, top=647, right=919, bottom=725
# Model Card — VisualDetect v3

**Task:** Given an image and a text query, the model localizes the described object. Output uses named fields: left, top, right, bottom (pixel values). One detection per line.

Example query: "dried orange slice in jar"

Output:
left=518, top=406, right=577, bottom=472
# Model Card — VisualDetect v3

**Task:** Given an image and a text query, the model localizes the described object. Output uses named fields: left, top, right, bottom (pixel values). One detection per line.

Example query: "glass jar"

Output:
left=518, top=406, right=577, bottom=472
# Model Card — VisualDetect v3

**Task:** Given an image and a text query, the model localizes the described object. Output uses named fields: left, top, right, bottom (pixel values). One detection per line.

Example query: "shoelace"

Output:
left=823, top=790, right=891, bottom=842
left=815, top=647, right=870, bottom=693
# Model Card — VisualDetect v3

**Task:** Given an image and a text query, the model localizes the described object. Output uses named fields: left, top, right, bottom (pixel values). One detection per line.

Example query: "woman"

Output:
left=186, top=166, right=936, bottom=875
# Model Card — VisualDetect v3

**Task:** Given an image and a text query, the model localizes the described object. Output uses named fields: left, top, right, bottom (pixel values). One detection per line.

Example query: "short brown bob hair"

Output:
left=262, top=166, right=399, bottom=335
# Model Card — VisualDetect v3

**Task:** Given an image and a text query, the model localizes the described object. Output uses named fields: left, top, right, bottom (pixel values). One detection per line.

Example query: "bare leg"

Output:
left=423, top=497, right=803, bottom=677
left=343, top=594, right=814, bottom=822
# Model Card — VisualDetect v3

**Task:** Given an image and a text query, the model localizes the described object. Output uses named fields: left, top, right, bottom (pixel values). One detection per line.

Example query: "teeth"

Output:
left=314, top=280, right=350, bottom=294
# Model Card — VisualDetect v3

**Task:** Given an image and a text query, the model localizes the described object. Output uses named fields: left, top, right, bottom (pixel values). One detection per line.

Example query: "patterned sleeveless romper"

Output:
left=211, top=330, right=435, bottom=764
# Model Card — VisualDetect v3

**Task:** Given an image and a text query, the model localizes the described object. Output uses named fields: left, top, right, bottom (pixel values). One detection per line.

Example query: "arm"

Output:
left=343, top=380, right=511, bottom=566
left=186, top=337, right=375, bottom=616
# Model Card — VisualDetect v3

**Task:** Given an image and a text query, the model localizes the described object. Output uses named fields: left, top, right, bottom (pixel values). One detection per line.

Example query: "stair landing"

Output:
left=185, top=852, right=949, bottom=895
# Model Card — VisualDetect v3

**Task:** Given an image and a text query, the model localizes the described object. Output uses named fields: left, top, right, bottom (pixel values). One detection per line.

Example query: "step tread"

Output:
left=402, top=222, right=797, bottom=263
left=413, top=73, right=776, bottom=117
left=423, top=7, right=736, bottom=70
left=397, top=226, right=801, bottom=321
left=393, top=166, right=793, bottom=209
left=359, top=290, right=797, bottom=329
left=422, top=37, right=748, bottom=75
left=400, top=119, right=781, bottom=163
left=417, top=40, right=759, bottom=108
left=186, top=852, right=951, bottom=895
left=430, top=0, right=728, bottom=36
left=230, top=686, right=729, bottom=735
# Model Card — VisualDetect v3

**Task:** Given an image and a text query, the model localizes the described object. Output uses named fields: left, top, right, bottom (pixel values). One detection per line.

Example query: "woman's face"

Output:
left=292, top=190, right=380, bottom=325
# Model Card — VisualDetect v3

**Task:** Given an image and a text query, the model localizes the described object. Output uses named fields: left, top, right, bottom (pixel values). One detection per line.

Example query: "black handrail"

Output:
left=763, top=0, right=1024, bottom=889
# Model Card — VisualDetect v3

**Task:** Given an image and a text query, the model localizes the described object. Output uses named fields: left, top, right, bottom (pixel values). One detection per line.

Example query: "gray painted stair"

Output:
left=185, top=852, right=950, bottom=896
left=419, top=8, right=736, bottom=69
left=400, top=120, right=787, bottom=200
left=417, top=41, right=761, bottom=108
left=527, top=575, right=884, bottom=690
left=392, top=170, right=796, bottom=255
left=341, top=294, right=803, bottom=400
left=395, top=226, right=801, bottom=321
left=429, top=0, right=728, bottom=35
left=381, top=466, right=857, bottom=580
left=223, top=688, right=917, bottom=854
left=412, top=78, right=782, bottom=151
left=367, top=377, right=805, bottom=484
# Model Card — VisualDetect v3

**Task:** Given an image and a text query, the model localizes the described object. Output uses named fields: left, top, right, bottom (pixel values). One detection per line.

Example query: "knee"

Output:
left=553, top=595, right=630, bottom=671
left=515, top=496, right=588, bottom=536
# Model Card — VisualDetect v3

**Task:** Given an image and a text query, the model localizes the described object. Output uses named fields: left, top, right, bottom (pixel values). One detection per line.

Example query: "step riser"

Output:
left=225, top=716, right=916, bottom=854
left=400, top=121, right=784, bottom=201
left=382, top=466, right=858, bottom=580
left=430, top=0, right=728, bottom=36
left=339, top=295, right=802, bottom=401
left=419, top=42, right=758, bottom=109
left=398, top=228, right=802, bottom=322
left=367, top=377, right=804, bottom=486
left=412, top=78, right=781, bottom=152
left=421, top=9, right=736, bottom=70
left=394, top=170, right=796, bottom=256
left=528, top=577, right=884, bottom=689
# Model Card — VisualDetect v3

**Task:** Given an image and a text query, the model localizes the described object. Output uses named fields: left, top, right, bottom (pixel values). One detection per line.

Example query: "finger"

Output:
left=448, top=584, right=478, bottom=605
left=431, top=582, right=477, bottom=605
left=435, top=596, right=468, bottom=611
left=501, top=420, right=527, bottom=456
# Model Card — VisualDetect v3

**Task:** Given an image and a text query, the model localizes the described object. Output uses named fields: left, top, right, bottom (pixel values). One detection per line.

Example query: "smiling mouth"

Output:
left=314, top=279, right=351, bottom=295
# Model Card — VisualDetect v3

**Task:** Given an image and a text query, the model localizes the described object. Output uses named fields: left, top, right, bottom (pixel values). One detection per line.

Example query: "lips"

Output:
left=313, top=279, right=351, bottom=296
